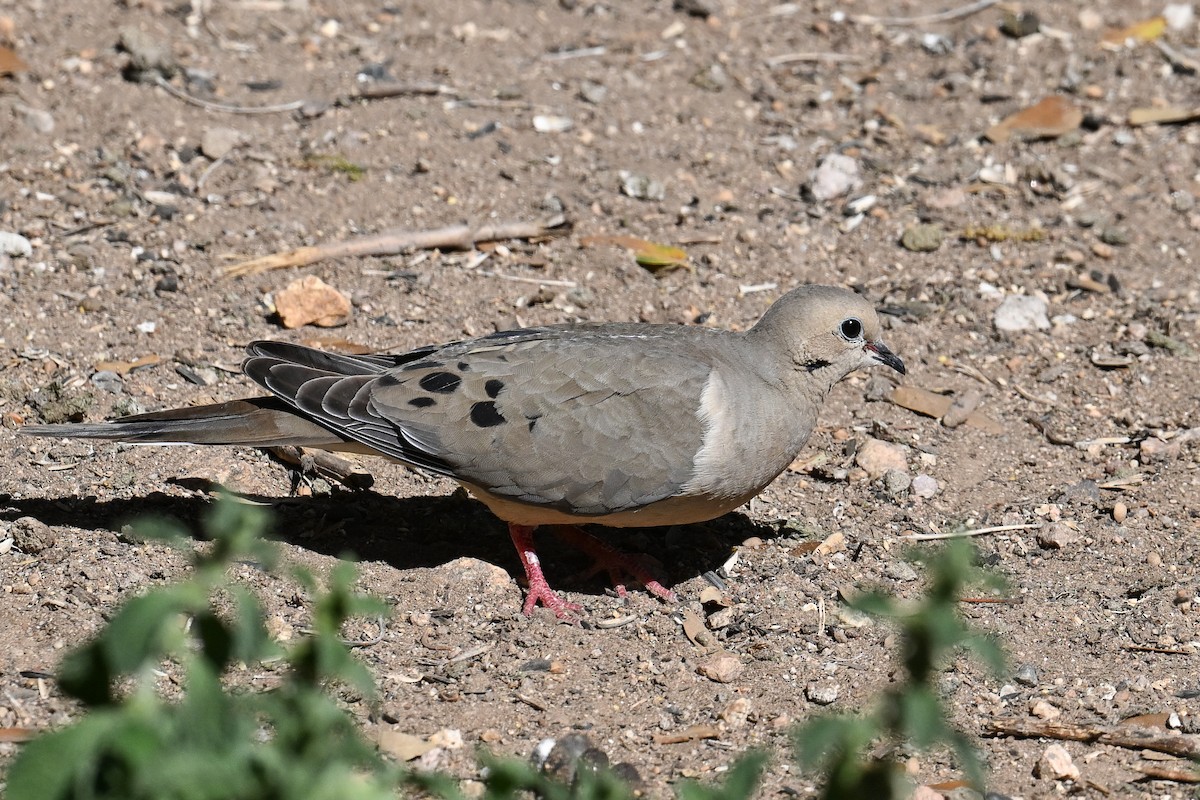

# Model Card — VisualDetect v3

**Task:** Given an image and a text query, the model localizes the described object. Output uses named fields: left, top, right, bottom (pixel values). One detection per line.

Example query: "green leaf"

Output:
left=6, top=712, right=122, bottom=800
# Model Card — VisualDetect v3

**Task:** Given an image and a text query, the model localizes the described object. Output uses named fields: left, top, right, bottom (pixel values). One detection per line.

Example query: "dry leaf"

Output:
left=0, top=44, right=27, bottom=75
left=889, top=386, right=1005, bottom=434
left=890, top=385, right=953, bottom=418
left=377, top=729, right=436, bottom=761
left=94, top=354, right=162, bottom=375
left=986, top=96, right=1083, bottom=143
left=1129, top=106, right=1200, bottom=126
left=274, top=275, right=352, bottom=328
left=580, top=234, right=689, bottom=274
left=1101, top=16, right=1166, bottom=47
left=789, top=541, right=822, bottom=557
left=913, top=123, right=947, bottom=146
left=1118, top=712, right=1172, bottom=729
left=681, top=606, right=709, bottom=648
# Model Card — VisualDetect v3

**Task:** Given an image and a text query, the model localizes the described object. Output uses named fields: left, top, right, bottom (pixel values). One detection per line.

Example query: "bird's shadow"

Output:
left=1, top=484, right=776, bottom=597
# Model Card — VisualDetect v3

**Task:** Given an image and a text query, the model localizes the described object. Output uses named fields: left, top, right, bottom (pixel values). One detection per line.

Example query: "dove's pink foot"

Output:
left=552, top=525, right=677, bottom=603
left=507, top=524, right=583, bottom=618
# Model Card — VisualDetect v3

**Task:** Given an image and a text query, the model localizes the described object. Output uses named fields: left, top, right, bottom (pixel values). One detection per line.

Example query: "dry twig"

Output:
left=268, top=445, right=374, bottom=490
left=984, top=718, right=1199, bottom=760
left=901, top=523, right=1040, bottom=541
left=155, top=75, right=305, bottom=114
left=221, top=216, right=570, bottom=277
left=851, top=0, right=999, bottom=26
left=1134, top=764, right=1200, bottom=784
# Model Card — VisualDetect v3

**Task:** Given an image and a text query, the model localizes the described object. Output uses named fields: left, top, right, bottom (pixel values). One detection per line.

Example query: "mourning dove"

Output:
left=23, top=284, right=904, bottom=616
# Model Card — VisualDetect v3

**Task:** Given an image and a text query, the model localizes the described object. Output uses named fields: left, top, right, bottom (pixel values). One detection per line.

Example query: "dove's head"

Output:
left=750, top=285, right=905, bottom=385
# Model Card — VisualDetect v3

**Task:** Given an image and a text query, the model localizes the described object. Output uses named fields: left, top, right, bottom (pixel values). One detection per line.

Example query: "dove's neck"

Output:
left=683, top=340, right=828, bottom=502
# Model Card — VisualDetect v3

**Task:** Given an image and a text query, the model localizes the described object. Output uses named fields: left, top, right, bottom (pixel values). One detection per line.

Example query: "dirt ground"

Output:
left=2, top=0, right=1199, bottom=796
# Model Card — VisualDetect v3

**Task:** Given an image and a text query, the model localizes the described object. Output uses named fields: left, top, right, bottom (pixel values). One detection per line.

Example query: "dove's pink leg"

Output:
left=551, top=525, right=677, bottom=603
left=507, top=524, right=583, bottom=618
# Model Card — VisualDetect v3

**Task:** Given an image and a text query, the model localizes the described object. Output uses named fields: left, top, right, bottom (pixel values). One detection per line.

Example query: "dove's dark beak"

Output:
left=866, top=341, right=906, bottom=375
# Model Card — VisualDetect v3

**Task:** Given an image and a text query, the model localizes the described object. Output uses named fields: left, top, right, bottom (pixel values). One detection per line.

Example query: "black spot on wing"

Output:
left=419, top=371, right=461, bottom=393
left=408, top=397, right=436, bottom=408
left=526, top=414, right=540, bottom=432
left=457, top=361, right=470, bottom=372
left=470, top=401, right=505, bottom=428
left=485, top=379, right=504, bottom=398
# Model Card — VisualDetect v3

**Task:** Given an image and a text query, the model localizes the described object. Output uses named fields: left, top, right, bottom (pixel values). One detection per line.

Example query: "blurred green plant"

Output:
left=6, top=495, right=398, bottom=800
left=793, top=540, right=1005, bottom=798
left=3, top=494, right=763, bottom=800
left=4, top=496, right=1001, bottom=800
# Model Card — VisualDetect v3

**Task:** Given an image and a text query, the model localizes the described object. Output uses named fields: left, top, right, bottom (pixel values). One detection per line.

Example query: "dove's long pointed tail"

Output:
left=20, top=397, right=360, bottom=451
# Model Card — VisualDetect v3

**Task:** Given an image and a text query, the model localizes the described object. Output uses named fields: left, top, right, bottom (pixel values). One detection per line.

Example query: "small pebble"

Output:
left=994, top=295, right=1050, bottom=333
left=912, top=474, right=939, bottom=499
left=1035, top=744, right=1079, bottom=781
left=698, top=654, right=744, bottom=684
left=1030, top=699, right=1061, bottom=720
left=920, top=32, right=953, bottom=55
left=1165, top=3, right=1195, bottom=30
left=854, top=437, right=908, bottom=478
left=883, top=468, right=911, bottom=497
left=0, top=231, right=33, bottom=257
left=718, top=697, right=752, bottom=729
left=619, top=171, right=666, bottom=201
left=900, top=223, right=945, bottom=253
left=883, top=560, right=919, bottom=582
left=532, top=115, right=573, bottom=133
left=1000, top=10, right=1040, bottom=37
left=90, top=370, right=125, bottom=394
left=941, top=388, right=982, bottom=429
left=1100, top=227, right=1130, bottom=246
left=807, top=153, right=861, bottom=202
left=1015, top=664, right=1039, bottom=687
left=201, top=126, right=244, bottom=160
left=805, top=680, right=839, bottom=705
left=1112, top=502, right=1127, bottom=523
left=578, top=80, right=607, bottom=104
left=9, top=517, right=56, bottom=554
left=1036, top=523, right=1079, bottom=550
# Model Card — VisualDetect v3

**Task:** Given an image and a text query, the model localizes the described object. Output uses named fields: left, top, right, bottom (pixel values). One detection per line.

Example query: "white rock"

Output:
left=1035, top=744, right=1080, bottom=781
left=808, top=153, right=861, bottom=201
left=1164, top=3, right=1194, bottom=31
left=533, top=115, right=573, bottom=133
left=201, top=126, right=245, bottom=160
left=912, top=474, right=939, bottom=498
left=994, top=294, right=1050, bottom=333
left=805, top=680, right=839, bottom=705
left=0, top=231, right=33, bottom=257
left=854, top=437, right=908, bottom=478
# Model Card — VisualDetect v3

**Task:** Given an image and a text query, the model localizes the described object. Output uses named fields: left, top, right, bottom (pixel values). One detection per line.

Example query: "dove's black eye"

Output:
left=839, top=317, right=863, bottom=340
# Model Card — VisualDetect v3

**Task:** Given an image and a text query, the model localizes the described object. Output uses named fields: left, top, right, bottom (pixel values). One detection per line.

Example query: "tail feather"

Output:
left=21, top=397, right=358, bottom=450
